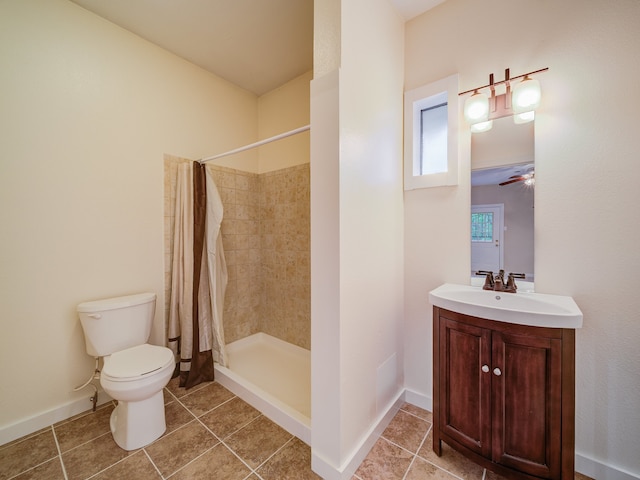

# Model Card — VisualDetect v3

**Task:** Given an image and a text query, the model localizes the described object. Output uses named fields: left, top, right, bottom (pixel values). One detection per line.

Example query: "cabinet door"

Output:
left=491, top=331, right=562, bottom=479
left=440, top=317, right=492, bottom=458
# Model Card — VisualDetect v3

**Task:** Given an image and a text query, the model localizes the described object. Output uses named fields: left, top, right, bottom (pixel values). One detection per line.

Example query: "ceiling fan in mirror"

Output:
left=499, top=168, right=535, bottom=187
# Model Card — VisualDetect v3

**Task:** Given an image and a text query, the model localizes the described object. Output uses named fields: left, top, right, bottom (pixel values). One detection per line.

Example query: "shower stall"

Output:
left=164, top=153, right=311, bottom=443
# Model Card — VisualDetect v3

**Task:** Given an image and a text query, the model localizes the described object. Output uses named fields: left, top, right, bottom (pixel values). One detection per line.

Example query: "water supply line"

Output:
left=74, top=357, right=100, bottom=411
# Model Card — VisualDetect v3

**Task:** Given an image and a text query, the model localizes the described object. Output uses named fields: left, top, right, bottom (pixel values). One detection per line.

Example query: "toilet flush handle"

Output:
left=88, top=314, right=102, bottom=319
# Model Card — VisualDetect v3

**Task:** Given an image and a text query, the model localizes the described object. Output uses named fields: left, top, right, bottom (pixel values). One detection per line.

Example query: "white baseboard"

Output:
left=403, top=388, right=432, bottom=412
left=311, top=389, right=405, bottom=480
left=576, top=452, right=640, bottom=480
left=0, top=390, right=111, bottom=446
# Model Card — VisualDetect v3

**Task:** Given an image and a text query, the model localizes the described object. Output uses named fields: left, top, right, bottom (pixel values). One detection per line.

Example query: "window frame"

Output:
left=404, top=74, right=459, bottom=190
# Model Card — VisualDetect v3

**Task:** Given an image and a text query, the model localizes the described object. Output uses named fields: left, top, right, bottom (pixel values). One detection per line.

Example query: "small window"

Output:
left=420, top=102, right=448, bottom=175
left=404, top=74, right=459, bottom=190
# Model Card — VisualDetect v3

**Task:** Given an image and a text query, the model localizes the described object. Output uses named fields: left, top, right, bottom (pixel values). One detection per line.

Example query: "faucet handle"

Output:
left=476, top=271, right=495, bottom=290
left=505, top=272, right=526, bottom=292
left=476, top=270, right=493, bottom=276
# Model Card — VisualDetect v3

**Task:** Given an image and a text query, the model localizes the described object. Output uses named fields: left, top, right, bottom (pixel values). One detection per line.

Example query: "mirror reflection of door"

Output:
left=471, top=115, right=535, bottom=284
left=471, top=204, right=504, bottom=274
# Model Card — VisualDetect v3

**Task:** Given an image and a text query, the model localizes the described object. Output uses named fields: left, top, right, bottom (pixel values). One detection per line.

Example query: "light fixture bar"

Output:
left=459, top=67, right=548, bottom=97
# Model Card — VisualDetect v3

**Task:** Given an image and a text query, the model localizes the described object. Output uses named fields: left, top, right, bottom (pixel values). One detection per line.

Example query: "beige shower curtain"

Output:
left=168, top=162, right=228, bottom=389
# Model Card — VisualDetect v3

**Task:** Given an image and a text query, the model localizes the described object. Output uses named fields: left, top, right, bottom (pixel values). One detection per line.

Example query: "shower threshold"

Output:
left=214, top=332, right=311, bottom=444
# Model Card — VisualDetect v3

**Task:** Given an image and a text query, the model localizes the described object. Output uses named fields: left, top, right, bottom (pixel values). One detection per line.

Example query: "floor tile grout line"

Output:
left=142, top=448, right=166, bottom=480
left=4, top=425, right=67, bottom=480
left=163, top=386, right=181, bottom=404
left=4, top=455, right=66, bottom=480
left=380, top=432, right=424, bottom=458
left=398, top=406, right=433, bottom=423
left=253, top=432, right=296, bottom=480
left=145, top=386, right=259, bottom=479
left=415, top=425, right=468, bottom=480
left=422, top=423, right=490, bottom=480
left=402, top=455, right=418, bottom=480
left=163, top=442, right=221, bottom=479
left=155, top=382, right=290, bottom=478
left=189, top=403, right=263, bottom=477
left=79, top=448, right=152, bottom=480
left=189, top=410, right=295, bottom=480
left=50, top=424, right=70, bottom=480
left=0, top=425, right=56, bottom=452
left=382, top=424, right=467, bottom=480
left=216, top=436, right=262, bottom=478
left=47, top=401, right=114, bottom=433
left=194, top=393, right=241, bottom=418
left=83, top=454, right=133, bottom=480
left=252, top=435, right=296, bottom=476
left=413, top=422, right=431, bottom=456
left=170, top=384, right=237, bottom=421
left=56, top=430, right=113, bottom=457
left=401, top=422, right=432, bottom=480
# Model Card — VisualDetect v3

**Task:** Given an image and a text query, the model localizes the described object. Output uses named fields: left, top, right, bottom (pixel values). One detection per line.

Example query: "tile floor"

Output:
left=1, top=379, right=594, bottom=480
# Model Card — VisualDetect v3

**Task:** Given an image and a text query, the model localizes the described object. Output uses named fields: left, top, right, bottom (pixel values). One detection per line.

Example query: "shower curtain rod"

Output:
left=199, top=124, right=310, bottom=164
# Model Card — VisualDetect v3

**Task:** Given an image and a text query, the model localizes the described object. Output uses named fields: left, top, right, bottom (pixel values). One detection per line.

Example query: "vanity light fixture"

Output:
left=470, top=120, right=493, bottom=133
left=512, top=76, right=541, bottom=113
left=514, top=111, right=535, bottom=124
left=464, top=90, right=490, bottom=124
left=460, top=67, right=548, bottom=133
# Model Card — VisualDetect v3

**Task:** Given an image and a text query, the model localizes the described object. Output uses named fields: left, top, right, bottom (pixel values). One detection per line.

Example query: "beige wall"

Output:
left=404, top=0, right=640, bottom=476
left=258, top=71, right=312, bottom=173
left=0, top=0, right=258, bottom=439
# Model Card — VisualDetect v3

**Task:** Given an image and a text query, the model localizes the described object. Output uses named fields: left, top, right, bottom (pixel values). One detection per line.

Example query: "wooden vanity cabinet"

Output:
left=433, top=307, right=575, bottom=480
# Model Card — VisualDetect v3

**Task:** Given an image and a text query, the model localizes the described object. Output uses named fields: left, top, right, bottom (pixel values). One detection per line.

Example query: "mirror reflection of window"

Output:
left=471, top=212, right=494, bottom=243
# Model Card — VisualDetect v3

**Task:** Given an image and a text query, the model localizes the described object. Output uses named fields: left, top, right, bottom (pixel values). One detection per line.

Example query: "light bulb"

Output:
left=464, top=91, right=489, bottom=124
left=514, top=111, right=535, bottom=124
left=470, top=120, right=493, bottom=133
left=512, top=77, right=541, bottom=114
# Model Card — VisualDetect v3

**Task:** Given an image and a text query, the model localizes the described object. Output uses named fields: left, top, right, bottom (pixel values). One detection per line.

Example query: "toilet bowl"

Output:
left=77, top=293, right=175, bottom=451
left=101, top=344, right=174, bottom=450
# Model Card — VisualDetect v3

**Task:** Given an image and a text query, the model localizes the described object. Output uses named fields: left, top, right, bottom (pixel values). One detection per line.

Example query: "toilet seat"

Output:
left=102, top=344, right=174, bottom=382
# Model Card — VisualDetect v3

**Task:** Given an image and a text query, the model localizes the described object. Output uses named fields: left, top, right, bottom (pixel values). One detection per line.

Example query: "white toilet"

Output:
left=77, top=292, right=174, bottom=450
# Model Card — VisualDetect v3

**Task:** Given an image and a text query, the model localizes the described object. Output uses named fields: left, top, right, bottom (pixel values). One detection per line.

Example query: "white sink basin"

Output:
left=429, top=283, right=583, bottom=328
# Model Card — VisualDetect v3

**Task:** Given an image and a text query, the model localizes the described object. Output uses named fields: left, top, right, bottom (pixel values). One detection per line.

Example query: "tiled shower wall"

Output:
left=164, top=155, right=310, bottom=351
left=259, top=165, right=310, bottom=348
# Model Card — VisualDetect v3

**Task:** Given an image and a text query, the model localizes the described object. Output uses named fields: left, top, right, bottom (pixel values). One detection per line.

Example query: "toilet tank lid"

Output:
left=77, top=293, right=156, bottom=313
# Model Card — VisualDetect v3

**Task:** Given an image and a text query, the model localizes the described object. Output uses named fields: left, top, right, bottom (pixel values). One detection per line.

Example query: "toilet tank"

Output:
left=77, top=293, right=157, bottom=357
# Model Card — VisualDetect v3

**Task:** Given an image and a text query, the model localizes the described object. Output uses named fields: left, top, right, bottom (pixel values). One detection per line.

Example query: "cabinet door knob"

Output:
left=493, top=367, right=502, bottom=376
left=482, top=365, right=490, bottom=373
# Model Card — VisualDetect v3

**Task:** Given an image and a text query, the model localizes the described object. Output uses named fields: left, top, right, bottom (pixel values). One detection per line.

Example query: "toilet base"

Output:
left=110, top=390, right=166, bottom=450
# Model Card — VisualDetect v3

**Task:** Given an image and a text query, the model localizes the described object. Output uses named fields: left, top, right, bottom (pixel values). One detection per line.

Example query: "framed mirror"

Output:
left=471, top=116, right=535, bottom=290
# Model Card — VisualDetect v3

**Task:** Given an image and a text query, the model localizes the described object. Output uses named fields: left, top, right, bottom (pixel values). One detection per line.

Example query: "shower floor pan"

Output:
left=214, top=332, right=311, bottom=444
